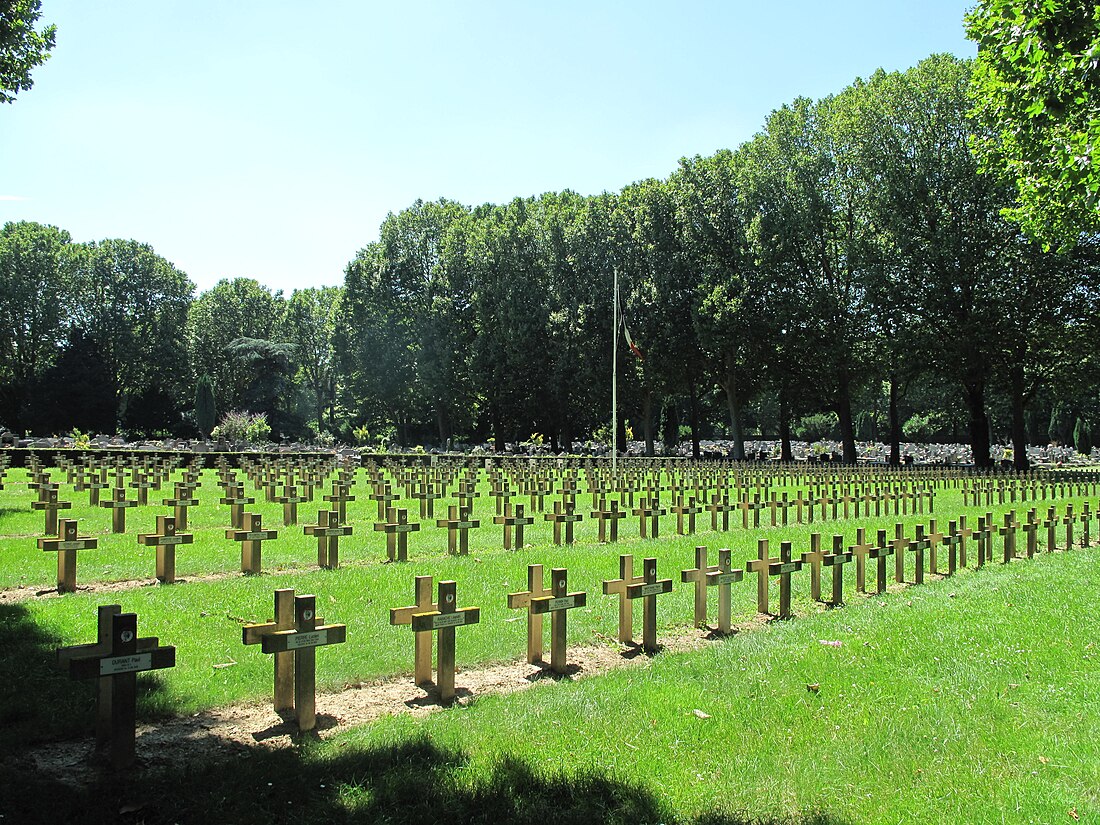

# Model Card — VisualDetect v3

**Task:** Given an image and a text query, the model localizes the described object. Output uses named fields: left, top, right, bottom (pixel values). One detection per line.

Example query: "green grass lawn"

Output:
left=1, top=465, right=1097, bottom=823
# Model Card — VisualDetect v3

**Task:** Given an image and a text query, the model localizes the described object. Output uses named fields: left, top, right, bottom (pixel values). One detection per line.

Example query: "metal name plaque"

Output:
left=431, top=612, right=468, bottom=629
left=545, top=596, right=575, bottom=612
left=286, top=630, right=328, bottom=650
left=634, top=583, right=667, bottom=598
left=713, top=572, right=742, bottom=585
left=100, top=653, right=153, bottom=676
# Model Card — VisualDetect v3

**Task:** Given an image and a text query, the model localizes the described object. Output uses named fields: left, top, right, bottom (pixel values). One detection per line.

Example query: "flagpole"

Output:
left=612, top=266, right=618, bottom=473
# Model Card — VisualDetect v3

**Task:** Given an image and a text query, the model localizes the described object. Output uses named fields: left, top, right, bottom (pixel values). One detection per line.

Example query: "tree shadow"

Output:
left=0, top=602, right=172, bottom=750
left=0, top=733, right=853, bottom=825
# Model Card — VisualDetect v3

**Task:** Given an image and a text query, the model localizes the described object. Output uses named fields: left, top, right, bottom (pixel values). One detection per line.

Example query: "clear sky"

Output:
left=0, top=1, right=976, bottom=294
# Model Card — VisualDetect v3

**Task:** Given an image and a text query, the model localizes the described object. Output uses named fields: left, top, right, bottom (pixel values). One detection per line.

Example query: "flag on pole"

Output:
left=619, top=300, right=644, bottom=361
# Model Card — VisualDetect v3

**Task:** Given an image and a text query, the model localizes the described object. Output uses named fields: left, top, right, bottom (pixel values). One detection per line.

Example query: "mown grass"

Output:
left=3, top=539, right=1097, bottom=824
left=0, top=467, right=1095, bottom=749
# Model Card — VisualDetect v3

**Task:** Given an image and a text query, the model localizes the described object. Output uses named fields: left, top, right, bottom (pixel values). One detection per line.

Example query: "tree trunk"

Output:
left=688, top=380, right=701, bottom=459
left=721, top=355, right=745, bottom=460
left=662, top=399, right=679, bottom=454
left=836, top=372, right=857, bottom=464
left=964, top=379, right=992, bottom=468
left=642, top=390, right=655, bottom=456
left=888, top=373, right=901, bottom=466
left=779, top=389, right=793, bottom=462
left=1009, top=365, right=1031, bottom=472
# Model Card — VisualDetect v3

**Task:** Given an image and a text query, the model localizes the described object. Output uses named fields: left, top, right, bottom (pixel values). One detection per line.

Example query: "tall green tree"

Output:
left=194, top=374, right=216, bottom=438
left=0, top=221, right=72, bottom=429
left=966, top=0, right=1100, bottom=248
left=186, top=277, right=285, bottom=416
left=0, top=0, right=56, bottom=103
left=286, top=286, right=341, bottom=433
left=852, top=55, right=1025, bottom=468
left=740, top=95, right=877, bottom=463
left=674, top=149, right=762, bottom=459
left=69, top=239, right=194, bottom=433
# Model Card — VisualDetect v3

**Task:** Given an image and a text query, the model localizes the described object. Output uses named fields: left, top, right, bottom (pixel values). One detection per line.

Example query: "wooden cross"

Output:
left=275, top=484, right=306, bottom=526
left=672, top=496, right=702, bottom=535
left=244, top=590, right=346, bottom=731
left=624, top=557, right=673, bottom=653
left=708, top=494, right=733, bottom=532
left=1043, top=506, right=1058, bottom=553
left=323, top=480, right=355, bottom=523
left=680, top=546, right=716, bottom=627
left=590, top=498, right=626, bottom=543
left=956, top=515, right=973, bottom=568
left=767, top=541, right=803, bottom=618
left=507, top=564, right=552, bottom=665
left=745, top=539, right=780, bottom=615
left=1019, top=510, right=1038, bottom=558
left=800, top=534, right=828, bottom=602
left=632, top=497, right=665, bottom=539
left=369, top=482, right=399, bottom=520
left=544, top=500, right=583, bottom=546
left=924, top=519, right=945, bottom=575
left=1062, top=504, right=1076, bottom=551
left=389, top=575, right=438, bottom=686
left=601, top=554, right=647, bottom=644
left=1079, top=502, right=1092, bottom=549
left=376, top=506, right=420, bottom=562
left=162, top=482, right=199, bottom=530
left=128, top=472, right=155, bottom=507
left=941, top=521, right=961, bottom=575
left=978, top=511, right=994, bottom=564
left=792, top=491, right=811, bottom=524
left=138, top=514, right=193, bottom=584
left=38, top=518, right=97, bottom=593
left=408, top=580, right=481, bottom=703
left=304, top=509, right=352, bottom=569
left=219, top=482, right=255, bottom=530
left=847, top=528, right=875, bottom=593
left=493, top=502, right=534, bottom=550
left=31, top=486, right=71, bottom=536
left=436, top=504, right=480, bottom=555
left=58, top=606, right=175, bottom=768
left=100, top=487, right=137, bottom=533
left=413, top=481, right=442, bottom=518
left=822, top=534, right=853, bottom=606
left=529, top=568, right=587, bottom=674
left=868, top=529, right=893, bottom=594
left=84, top=471, right=109, bottom=506
left=225, top=512, right=278, bottom=574
left=908, top=524, right=931, bottom=585
left=999, top=512, right=1019, bottom=563
left=739, top=496, right=765, bottom=528
left=703, top=548, right=743, bottom=634
left=889, top=523, right=910, bottom=583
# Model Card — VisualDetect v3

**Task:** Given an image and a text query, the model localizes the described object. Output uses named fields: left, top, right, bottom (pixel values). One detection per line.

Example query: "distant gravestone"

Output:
left=137, top=514, right=193, bottom=583
left=38, top=518, right=97, bottom=593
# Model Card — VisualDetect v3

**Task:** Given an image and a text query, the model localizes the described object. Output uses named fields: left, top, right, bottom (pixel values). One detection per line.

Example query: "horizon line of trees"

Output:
left=2, top=54, right=1099, bottom=469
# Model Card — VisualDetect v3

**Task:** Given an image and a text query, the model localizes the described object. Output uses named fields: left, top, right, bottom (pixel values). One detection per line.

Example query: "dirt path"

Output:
left=24, top=618, right=770, bottom=787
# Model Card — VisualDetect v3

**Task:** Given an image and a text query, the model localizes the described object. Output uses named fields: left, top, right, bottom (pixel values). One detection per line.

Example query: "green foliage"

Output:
left=0, top=0, right=56, bottom=104
left=193, top=374, right=216, bottom=438
left=210, top=410, right=271, bottom=444
left=793, top=411, right=839, bottom=442
left=66, top=427, right=90, bottom=450
left=966, top=0, right=1100, bottom=248
left=1073, top=416, right=1092, bottom=455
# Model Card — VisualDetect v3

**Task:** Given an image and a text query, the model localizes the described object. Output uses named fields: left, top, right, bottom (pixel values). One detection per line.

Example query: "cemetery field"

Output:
left=1, top=462, right=1098, bottom=823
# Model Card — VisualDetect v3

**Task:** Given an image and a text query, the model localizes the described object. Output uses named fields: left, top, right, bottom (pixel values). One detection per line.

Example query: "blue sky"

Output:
left=0, top=1, right=975, bottom=294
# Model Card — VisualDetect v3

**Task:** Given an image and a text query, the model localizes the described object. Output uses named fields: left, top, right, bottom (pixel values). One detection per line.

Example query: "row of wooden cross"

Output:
left=55, top=498, right=1098, bottom=769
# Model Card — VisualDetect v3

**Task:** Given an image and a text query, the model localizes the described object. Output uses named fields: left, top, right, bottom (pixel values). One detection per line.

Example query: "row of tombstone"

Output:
left=56, top=498, right=1097, bottom=770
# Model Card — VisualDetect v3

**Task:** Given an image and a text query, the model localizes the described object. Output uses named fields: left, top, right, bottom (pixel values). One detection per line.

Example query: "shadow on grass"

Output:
left=0, top=602, right=172, bottom=750
left=0, top=735, right=851, bottom=825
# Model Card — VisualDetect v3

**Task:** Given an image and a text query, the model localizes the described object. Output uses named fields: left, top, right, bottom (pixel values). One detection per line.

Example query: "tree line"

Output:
left=2, top=55, right=1098, bottom=469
